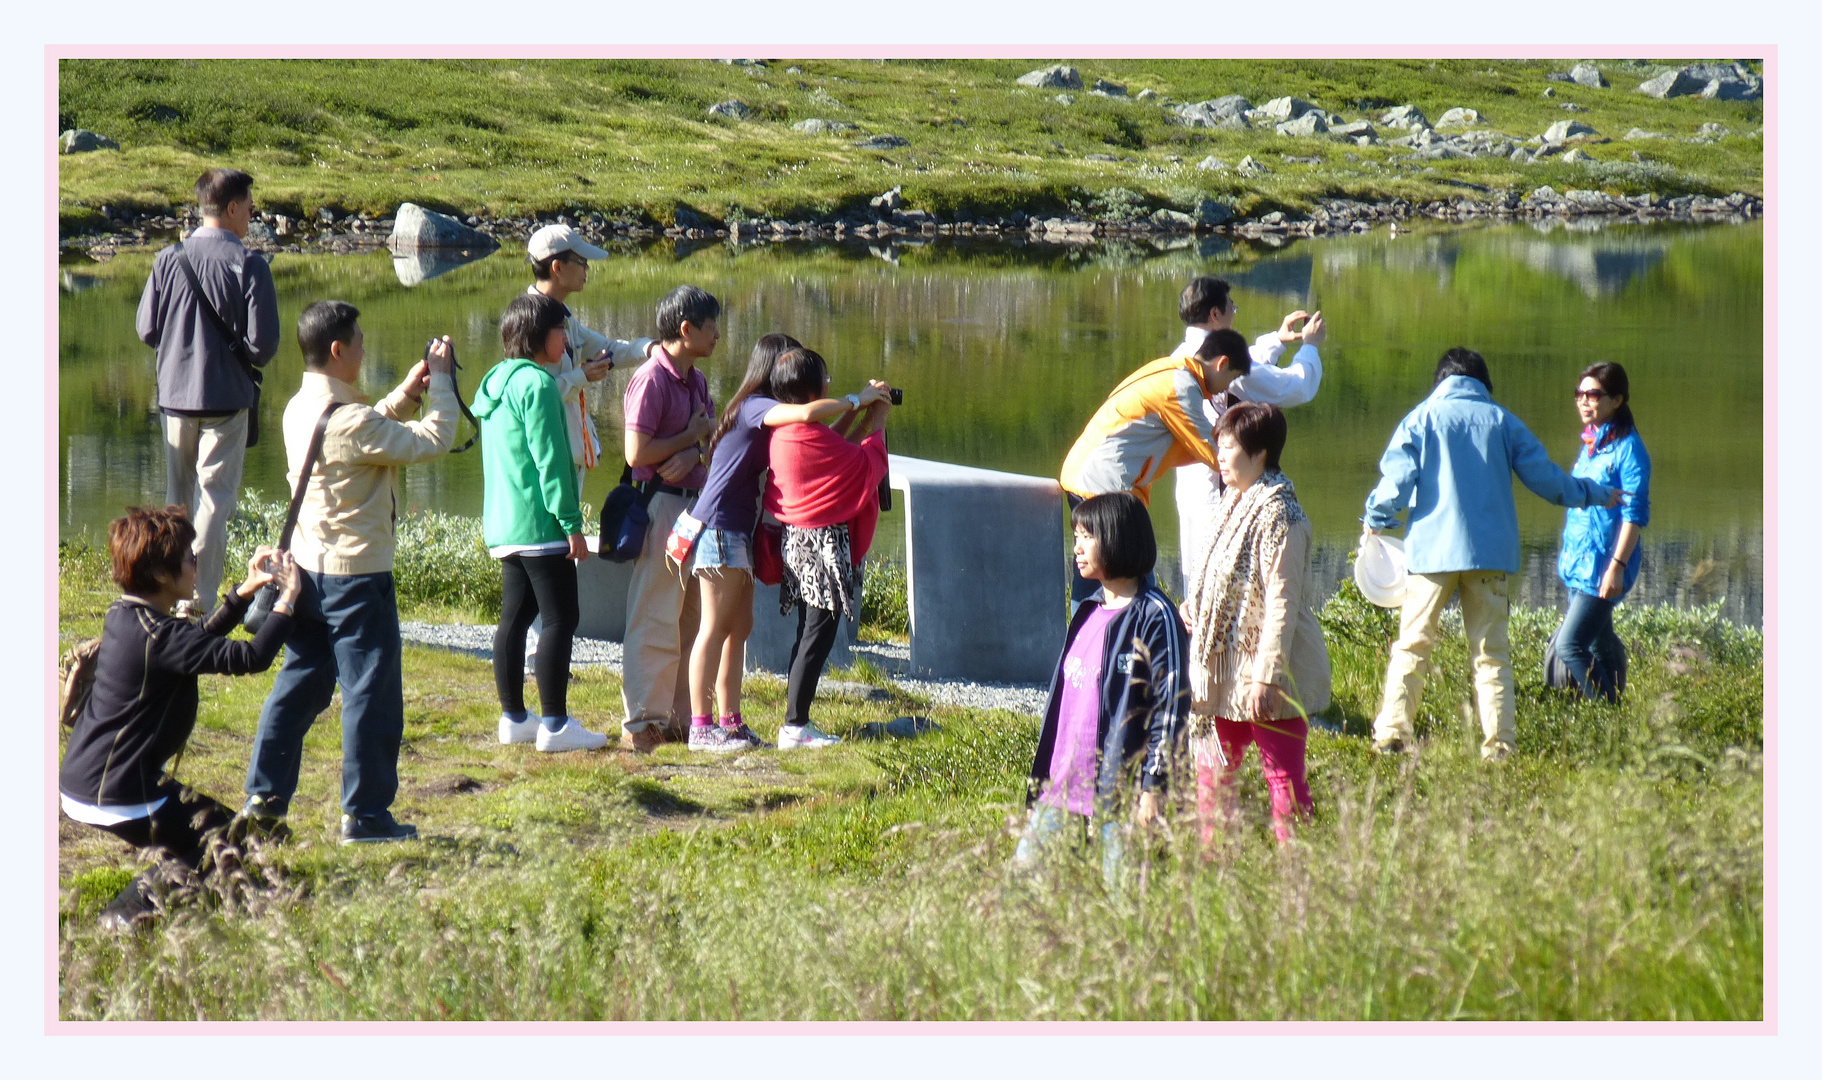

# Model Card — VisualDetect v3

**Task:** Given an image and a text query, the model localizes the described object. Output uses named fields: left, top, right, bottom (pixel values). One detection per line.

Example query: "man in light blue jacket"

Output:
left=1364, top=349, right=1617, bottom=761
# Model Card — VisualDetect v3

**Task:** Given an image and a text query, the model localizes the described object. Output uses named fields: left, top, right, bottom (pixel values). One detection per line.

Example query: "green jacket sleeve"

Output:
left=517, top=370, right=583, bottom=536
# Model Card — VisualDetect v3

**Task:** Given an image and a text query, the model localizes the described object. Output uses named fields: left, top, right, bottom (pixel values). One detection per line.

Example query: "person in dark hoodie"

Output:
left=60, top=505, right=300, bottom=930
left=1014, top=492, right=1190, bottom=891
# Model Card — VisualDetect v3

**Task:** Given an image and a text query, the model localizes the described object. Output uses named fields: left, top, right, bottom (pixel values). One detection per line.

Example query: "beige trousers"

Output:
left=1372, top=570, right=1516, bottom=759
left=619, top=491, right=700, bottom=734
left=163, top=410, right=248, bottom=614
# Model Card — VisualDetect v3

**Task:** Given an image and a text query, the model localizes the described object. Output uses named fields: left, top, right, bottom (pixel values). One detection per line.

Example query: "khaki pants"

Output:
left=163, top=410, right=248, bottom=614
left=1373, top=570, right=1515, bottom=759
left=620, top=491, right=700, bottom=735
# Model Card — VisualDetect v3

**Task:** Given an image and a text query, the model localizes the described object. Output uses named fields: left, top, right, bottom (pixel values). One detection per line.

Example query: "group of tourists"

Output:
left=1019, top=277, right=1650, bottom=887
left=59, top=166, right=1654, bottom=925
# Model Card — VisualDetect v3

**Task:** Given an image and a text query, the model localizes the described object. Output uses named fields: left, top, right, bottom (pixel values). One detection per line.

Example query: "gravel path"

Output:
left=399, top=622, right=1047, bottom=716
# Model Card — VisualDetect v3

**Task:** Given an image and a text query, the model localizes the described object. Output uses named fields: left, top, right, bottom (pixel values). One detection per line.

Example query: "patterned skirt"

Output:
left=780, top=522, right=865, bottom=620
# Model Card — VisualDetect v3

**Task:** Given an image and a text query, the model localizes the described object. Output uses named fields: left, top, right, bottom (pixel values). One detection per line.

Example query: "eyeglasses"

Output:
left=1574, top=389, right=1609, bottom=401
left=560, top=253, right=589, bottom=268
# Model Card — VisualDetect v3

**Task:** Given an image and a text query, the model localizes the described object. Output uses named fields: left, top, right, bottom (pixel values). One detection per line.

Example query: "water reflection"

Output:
left=391, top=247, right=497, bottom=287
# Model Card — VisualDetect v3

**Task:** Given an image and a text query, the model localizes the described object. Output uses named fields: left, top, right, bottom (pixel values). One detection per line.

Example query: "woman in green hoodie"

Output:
left=474, top=292, right=606, bottom=753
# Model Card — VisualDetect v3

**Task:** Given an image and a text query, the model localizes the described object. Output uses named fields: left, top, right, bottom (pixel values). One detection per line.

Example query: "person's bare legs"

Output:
left=690, top=570, right=755, bottom=719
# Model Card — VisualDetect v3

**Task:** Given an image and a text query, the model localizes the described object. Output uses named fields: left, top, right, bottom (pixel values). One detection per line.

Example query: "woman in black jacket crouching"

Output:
left=60, top=505, right=300, bottom=930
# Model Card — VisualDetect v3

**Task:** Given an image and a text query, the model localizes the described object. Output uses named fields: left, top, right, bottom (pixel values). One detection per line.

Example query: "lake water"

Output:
left=59, top=219, right=1764, bottom=626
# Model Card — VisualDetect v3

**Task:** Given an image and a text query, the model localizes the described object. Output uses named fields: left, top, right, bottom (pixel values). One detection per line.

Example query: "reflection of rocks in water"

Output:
left=391, top=248, right=496, bottom=287
left=1220, top=254, right=1312, bottom=304
left=60, top=270, right=104, bottom=294
left=1509, top=238, right=1668, bottom=298
left=1197, top=236, right=1233, bottom=261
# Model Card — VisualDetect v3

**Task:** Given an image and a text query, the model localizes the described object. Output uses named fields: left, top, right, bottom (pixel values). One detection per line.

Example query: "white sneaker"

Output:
left=777, top=722, right=841, bottom=750
left=535, top=717, right=610, bottom=752
left=498, top=713, right=538, bottom=745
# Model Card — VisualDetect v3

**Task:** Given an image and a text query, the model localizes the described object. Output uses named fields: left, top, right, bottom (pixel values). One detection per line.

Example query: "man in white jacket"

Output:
left=1170, top=277, right=1328, bottom=588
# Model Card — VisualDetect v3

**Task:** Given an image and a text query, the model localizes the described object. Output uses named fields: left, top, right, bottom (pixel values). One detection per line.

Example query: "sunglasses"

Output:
left=1574, top=388, right=1610, bottom=401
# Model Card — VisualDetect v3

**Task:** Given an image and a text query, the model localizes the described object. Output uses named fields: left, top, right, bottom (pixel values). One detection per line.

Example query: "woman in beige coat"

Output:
left=1184, top=402, right=1331, bottom=844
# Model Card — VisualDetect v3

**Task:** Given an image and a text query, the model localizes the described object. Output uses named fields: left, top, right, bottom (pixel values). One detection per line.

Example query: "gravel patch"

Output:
left=400, top=624, right=1046, bottom=716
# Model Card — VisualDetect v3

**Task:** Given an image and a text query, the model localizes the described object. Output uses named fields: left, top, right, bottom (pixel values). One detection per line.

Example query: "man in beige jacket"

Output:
left=242, top=300, right=457, bottom=845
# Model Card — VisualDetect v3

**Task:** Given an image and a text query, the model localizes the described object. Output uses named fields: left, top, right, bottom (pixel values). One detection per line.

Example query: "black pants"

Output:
left=785, top=603, right=843, bottom=725
left=494, top=553, right=579, bottom=717
left=97, top=783, right=235, bottom=870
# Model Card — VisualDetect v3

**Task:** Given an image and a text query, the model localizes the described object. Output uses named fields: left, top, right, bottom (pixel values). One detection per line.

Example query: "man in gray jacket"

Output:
left=136, top=168, right=280, bottom=614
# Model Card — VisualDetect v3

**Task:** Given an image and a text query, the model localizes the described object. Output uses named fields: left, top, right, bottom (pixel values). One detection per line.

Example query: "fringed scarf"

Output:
left=1185, top=469, right=1306, bottom=725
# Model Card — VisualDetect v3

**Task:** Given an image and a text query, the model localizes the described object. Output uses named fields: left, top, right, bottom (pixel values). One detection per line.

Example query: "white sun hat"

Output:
left=1354, top=528, right=1408, bottom=608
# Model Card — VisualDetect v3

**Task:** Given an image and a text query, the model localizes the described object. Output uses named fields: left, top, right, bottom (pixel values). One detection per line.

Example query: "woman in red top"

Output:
left=762, top=347, right=894, bottom=748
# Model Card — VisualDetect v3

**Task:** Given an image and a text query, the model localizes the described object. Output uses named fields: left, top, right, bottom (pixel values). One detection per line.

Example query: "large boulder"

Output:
left=1275, top=112, right=1328, bottom=137
left=1016, top=65, right=1083, bottom=90
left=1149, top=208, right=1195, bottom=229
left=59, top=129, right=119, bottom=154
left=1570, top=63, right=1608, bottom=88
left=870, top=186, right=903, bottom=212
left=388, top=203, right=498, bottom=252
left=792, top=118, right=856, bottom=134
left=1174, top=95, right=1252, bottom=128
left=1260, top=96, right=1320, bottom=121
left=1195, top=155, right=1229, bottom=171
left=707, top=99, right=751, bottom=120
left=1329, top=120, right=1377, bottom=140
left=1436, top=107, right=1482, bottom=127
left=1194, top=198, right=1236, bottom=226
left=1544, top=119, right=1597, bottom=143
left=1638, top=68, right=1707, bottom=99
left=854, top=134, right=909, bottom=150
left=1379, top=104, right=1429, bottom=129
left=1236, top=155, right=1269, bottom=177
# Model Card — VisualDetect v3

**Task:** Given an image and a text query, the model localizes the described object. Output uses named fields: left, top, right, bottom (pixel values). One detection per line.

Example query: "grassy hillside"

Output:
left=57, top=58, right=1763, bottom=230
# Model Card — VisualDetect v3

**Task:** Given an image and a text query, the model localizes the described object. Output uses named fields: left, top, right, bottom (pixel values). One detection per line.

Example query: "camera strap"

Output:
left=278, top=401, right=354, bottom=551
left=447, top=349, right=480, bottom=453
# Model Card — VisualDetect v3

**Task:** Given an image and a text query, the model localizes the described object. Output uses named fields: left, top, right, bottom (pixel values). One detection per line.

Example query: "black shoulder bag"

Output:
left=244, top=401, right=351, bottom=632
left=172, top=242, right=265, bottom=448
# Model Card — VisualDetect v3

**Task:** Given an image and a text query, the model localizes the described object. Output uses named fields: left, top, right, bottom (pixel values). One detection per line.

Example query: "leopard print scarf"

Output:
left=1185, top=469, right=1306, bottom=713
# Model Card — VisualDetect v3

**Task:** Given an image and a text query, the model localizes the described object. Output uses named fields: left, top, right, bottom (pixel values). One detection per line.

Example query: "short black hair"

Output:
left=500, top=291, right=570, bottom=360
left=656, top=285, right=721, bottom=340
left=1215, top=400, right=1288, bottom=471
left=530, top=253, right=566, bottom=282
left=1580, top=361, right=1635, bottom=441
left=1195, top=328, right=1253, bottom=374
left=770, top=347, right=828, bottom=405
left=1179, top=277, right=1232, bottom=325
left=195, top=168, right=253, bottom=216
left=297, top=300, right=361, bottom=370
left=1072, top=492, right=1157, bottom=581
left=1434, top=347, right=1492, bottom=393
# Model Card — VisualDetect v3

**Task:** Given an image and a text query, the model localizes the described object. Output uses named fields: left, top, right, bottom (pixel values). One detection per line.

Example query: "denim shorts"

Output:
left=692, top=527, right=754, bottom=576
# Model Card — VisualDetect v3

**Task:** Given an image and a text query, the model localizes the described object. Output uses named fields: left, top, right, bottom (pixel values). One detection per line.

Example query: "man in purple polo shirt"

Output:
left=620, top=285, right=720, bottom=752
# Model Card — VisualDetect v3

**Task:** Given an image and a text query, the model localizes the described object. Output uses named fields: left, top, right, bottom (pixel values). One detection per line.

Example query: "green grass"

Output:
left=55, top=542, right=1761, bottom=1020
left=57, top=58, right=1763, bottom=232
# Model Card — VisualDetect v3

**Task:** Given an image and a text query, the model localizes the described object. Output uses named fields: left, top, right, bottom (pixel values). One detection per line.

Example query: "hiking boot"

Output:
left=231, top=795, right=292, bottom=844
left=620, top=722, right=668, bottom=754
left=1372, top=737, right=1408, bottom=757
left=95, top=876, right=156, bottom=933
left=778, top=722, right=841, bottom=750
left=340, top=812, right=419, bottom=845
left=535, top=717, right=610, bottom=752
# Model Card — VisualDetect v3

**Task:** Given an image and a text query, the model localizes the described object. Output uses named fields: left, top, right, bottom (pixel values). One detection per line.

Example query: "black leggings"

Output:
left=98, top=784, right=235, bottom=870
left=494, top=553, right=579, bottom=717
left=785, top=603, right=843, bottom=725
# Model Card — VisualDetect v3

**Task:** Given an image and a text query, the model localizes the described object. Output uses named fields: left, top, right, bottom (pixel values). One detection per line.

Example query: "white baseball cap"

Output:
left=527, top=224, right=610, bottom=263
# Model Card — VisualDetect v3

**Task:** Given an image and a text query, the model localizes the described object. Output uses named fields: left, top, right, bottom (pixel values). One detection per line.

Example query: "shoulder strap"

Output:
left=171, top=243, right=259, bottom=378
left=279, top=401, right=352, bottom=550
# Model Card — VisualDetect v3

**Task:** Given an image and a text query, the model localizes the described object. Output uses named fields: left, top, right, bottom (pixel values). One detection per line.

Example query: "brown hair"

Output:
left=195, top=168, right=254, bottom=216
left=1215, top=401, right=1288, bottom=471
left=500, top=291, right=570, bottom=361
left=109, top=505, right=196, bottom=595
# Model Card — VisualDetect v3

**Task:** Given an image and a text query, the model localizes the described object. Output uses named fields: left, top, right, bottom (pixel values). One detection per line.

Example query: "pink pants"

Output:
left=1194, top=717, right=1312, bottom=845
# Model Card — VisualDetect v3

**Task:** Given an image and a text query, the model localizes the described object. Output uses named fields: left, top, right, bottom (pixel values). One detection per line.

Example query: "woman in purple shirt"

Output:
left=683, top=334, right=889, bottom=752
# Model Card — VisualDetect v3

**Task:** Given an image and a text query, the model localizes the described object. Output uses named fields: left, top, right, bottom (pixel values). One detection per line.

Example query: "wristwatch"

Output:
left=272, top=600, right=295, bottom=616
left=844, top=393, right=861, bottom=410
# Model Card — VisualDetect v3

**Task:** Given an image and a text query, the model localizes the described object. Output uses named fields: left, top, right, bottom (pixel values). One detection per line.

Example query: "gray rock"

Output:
left=870, top=186, right=903, bottom=212
left=1698, top=122, right=1733, bottom=138
left=1638, top=68, right=1707, bottom=99
left=1195, top=155, right=1228, bottom=171
left=1016, top=65, right=1083, bottom=90
left=1328, top=120, right=1376, bottom=140
left=1195, top=198, right=1236, bottom=225
left=1174, top=96, right=1252, bottom=129
left=1510, top=147, right=1531, bottom=164
left=1083, top=153, right=1119, bottom=162
left=1436, top=107, right=1482, bottom=126
left=1053, top=94, right=1076, bottom=105
left=317, top=207, right=338, bottom=224
left=1135, top=88, right=1158, bottom=101
left=1420, top=145, right=1471, bottom=160
left=243, top=221, right=278, bottom=246
left=59, top=129, right=119, bottom=154
left=1090, top=79, right=1127, bottom=97
left=1700, top=78, right=1760, bottom=101
left=1542, top=87, right=1556, bottom=98
left=792, top=118, right=856, bottom=134
left=1570, top=63, right=1608, bottom=88
left=1561, top=147, right=1592, bottom=163
left=1149, top=208, right=1195, bottom=228
left=1560, top=102, right=1588, bottom=112
left=1379, top=104, right=1429, bottom=129
left=1526, top=185, right=1562, bottom=205
left=387, top=203, right=498, bottom=252
left=1260, top=96, right=1320, bottom=121
left=707, top=99, right=751, bottom=120
left=854, top=134, right=909, bottom=150
left=1275, top=112, right=1328, bottom=137
left=1236, top=155, right=1269, bottom=177
left=854, top=715, right=942, bottom=741
left=1544, top=119, right=1597, bottom=143
left=1545, top=72, right=1575, bottom=83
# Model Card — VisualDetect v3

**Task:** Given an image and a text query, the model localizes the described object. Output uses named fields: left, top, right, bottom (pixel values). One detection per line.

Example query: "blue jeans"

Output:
left=1554, top=589, right=1623, bottom=702
left=1011, top=802, right=1128, bottom=893
left=245, top=570, right=404, bottom=817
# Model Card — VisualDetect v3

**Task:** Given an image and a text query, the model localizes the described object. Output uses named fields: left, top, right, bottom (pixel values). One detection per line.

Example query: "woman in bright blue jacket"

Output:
left=1553, top=362, right=1651, bottom=701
